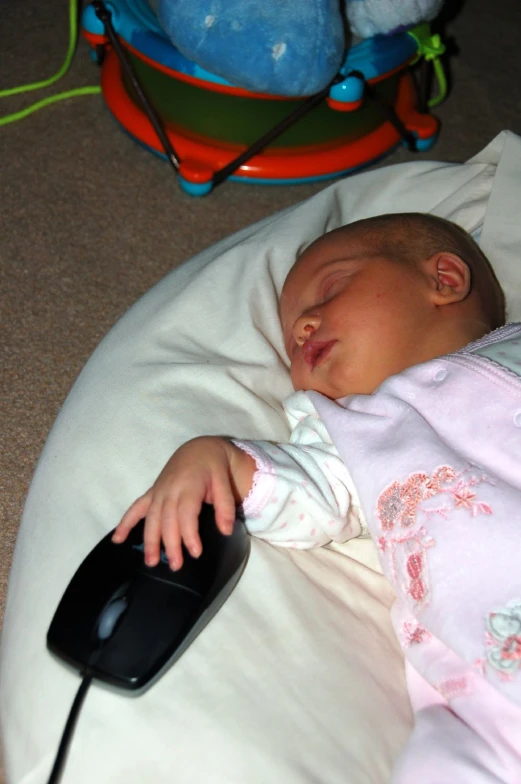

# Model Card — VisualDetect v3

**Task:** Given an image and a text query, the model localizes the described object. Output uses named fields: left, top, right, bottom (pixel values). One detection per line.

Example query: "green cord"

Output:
left=428, top=58, right=447, bottom=109
left=0, top=0, right=101, bottom=126
left=0, top=87, right=102, bottom=127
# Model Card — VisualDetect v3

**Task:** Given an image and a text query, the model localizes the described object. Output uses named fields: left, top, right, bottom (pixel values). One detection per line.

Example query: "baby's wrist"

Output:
left=230, top=440, right=277, bottom=518
left=227, top=440, right=256, bottom=502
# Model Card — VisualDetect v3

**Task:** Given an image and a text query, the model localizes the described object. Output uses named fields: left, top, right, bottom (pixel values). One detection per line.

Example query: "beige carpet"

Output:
left=1, top=0, right=520, bottom=779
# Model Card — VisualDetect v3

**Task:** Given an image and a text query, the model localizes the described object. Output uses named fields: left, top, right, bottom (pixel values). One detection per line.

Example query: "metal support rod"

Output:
left=417, top=57, right=431, bottom=114
left=361, top=72, right=418, bottom=152
left=212, top=75, right=343, bottom=187
left=92, top=0, right=181, bottom=172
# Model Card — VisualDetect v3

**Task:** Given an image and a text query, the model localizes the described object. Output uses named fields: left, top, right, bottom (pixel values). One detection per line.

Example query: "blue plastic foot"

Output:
left=402, top=130, right=438, bottom=152
left=178, top=176, right=214, bottom=197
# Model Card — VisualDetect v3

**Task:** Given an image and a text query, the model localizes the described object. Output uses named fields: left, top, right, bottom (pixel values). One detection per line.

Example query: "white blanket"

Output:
left=2, top=131, right=521, bottom=784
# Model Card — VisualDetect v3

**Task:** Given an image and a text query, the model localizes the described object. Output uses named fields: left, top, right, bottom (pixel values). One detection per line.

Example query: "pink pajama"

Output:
left=239, top=324, right=521, bottom=781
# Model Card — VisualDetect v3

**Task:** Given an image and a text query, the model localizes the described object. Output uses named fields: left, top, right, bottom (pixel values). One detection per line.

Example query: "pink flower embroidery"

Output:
left=377, top=536, right=387, bottom=553
left=453, top=488, right=476, bottom=509
left=377, top=473, right=428, bottom=530
left=406, top=552, right=423, bottom=579
left=409, top=577, right=425, bottom=602
left=402, top=621, right=431, bottom=647
left=437, top=675, right=470, bottom=701
left=376, top=482, right=402, bottom=531
left=502, top=636, right=521, bottom=661
left=425, top=465, right=456, bottom=495
left=406, top=553, right=426, bottom=601
left=376, top=465, right=493, bottom=610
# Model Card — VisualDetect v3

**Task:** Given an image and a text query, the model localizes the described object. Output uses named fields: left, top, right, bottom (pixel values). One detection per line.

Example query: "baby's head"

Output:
left=280, top=213, right=505, bottom=399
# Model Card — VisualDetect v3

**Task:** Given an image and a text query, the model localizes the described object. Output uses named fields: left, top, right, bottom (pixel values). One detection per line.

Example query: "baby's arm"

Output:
left=113, top=393, right=362, bottom=569
left=234, top=430, right=364, bottom=548
left=233, top=392, right=365, bottom=548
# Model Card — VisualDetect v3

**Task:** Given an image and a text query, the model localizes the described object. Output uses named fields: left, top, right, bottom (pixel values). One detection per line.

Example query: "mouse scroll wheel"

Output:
left=97, top=597, right=129, bottom=641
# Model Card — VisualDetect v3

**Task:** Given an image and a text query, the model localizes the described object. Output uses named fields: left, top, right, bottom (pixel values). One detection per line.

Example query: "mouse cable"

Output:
left=0, top=0, right=100, bottom=127
left=46, top=670, right=93, bottom=784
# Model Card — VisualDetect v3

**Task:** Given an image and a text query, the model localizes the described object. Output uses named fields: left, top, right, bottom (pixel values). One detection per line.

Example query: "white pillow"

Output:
left=2, top=131, right=521, bottom=784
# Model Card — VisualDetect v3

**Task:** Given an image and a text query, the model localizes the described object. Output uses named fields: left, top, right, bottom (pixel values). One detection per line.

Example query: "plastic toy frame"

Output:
left=83, top=0, right=442, bottom=195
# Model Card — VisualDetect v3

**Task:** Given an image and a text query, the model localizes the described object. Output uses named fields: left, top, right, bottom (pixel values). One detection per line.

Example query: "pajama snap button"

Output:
left=433, top=367, right=447, bottom=382
left=513, top=411, right=521, bottom=427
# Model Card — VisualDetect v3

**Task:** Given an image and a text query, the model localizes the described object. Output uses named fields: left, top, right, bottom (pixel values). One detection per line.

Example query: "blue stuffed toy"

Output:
left=152, top=0, right=444, bottom=96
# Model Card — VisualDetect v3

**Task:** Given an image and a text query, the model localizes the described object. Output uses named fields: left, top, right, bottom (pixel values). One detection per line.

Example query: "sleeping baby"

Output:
left=114, top=213, right=521, bottom=783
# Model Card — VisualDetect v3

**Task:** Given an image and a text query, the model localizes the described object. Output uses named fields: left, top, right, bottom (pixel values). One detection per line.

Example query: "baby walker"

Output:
left=81, top=0, right=447, bottom=195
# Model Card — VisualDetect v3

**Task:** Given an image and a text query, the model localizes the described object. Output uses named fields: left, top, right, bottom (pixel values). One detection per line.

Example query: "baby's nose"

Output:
left=293, top=312, right=321, bottom=346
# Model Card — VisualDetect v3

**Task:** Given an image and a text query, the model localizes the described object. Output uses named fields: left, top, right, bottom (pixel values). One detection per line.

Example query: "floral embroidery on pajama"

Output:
left=376, top=466, right=494, bottom=610
left=437, top=674, right=471, bottom=701
left=401, top=620, right=432, bottom=648
left=485, top=599, right=521, bottom=680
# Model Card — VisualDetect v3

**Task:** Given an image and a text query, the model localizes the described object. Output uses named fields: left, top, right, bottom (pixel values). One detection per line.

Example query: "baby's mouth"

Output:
left=301, top=339, right=337, bottom=370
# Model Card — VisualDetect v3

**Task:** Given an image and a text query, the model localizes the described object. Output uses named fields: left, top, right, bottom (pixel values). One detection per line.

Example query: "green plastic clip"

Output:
left=407, top=23, right=447, bottom=108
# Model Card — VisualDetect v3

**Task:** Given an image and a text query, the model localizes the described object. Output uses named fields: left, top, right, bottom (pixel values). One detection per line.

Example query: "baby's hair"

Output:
left=341, top=213, right=506, bottom=329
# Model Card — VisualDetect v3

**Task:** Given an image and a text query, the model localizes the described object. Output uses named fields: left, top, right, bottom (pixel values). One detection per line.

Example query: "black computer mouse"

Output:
left=47, top=505, right=250, bottom=694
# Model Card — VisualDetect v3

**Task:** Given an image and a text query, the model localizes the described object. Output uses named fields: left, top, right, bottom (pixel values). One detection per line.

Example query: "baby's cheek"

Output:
left=290, top=365, right=303, bottom=391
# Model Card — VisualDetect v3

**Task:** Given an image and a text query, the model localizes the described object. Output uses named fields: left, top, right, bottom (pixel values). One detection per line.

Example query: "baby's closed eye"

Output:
left=320, top=273, right=351, bottom=301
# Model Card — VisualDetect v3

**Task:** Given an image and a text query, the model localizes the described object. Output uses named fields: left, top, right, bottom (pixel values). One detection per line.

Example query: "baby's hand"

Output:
left=112, top=436, right=255, bottom=571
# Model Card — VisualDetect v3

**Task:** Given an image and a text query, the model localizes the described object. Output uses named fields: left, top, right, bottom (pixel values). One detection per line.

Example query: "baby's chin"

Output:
left=292, top=379, right=346, bottom=401
left=293, top=376, right=385, bottom=400
left=290, top=364, right=382, bottom=399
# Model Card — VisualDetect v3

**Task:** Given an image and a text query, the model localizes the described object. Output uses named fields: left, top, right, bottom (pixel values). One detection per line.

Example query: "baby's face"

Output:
left=280, top=229, right=437, bottom=399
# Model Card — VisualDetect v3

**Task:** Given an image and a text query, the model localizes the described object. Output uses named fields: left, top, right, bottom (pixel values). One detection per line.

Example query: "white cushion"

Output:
left=2, top=130, right=521, bottom=784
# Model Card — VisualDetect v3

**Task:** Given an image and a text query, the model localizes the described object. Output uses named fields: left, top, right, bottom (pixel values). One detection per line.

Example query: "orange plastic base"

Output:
left=100, top=48, right=439, bottom=182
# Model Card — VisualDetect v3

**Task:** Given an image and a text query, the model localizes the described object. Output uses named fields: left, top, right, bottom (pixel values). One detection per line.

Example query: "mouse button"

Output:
left=169, top=516, right=249, bottom=596
left=95, top=576, right=204, bottom=690
left=62, top=554, right=131, bottom=621
left=96, top=528, right=145, bottom=572
left=96, top=597, right=129, bottom=641
left=67, top=530, right=141, bottom=599
left=137, top=548, right=216, bottom=594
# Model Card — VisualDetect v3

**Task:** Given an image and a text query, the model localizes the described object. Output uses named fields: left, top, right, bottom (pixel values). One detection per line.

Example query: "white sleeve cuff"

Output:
left=231, top=440, right=277, bottom=518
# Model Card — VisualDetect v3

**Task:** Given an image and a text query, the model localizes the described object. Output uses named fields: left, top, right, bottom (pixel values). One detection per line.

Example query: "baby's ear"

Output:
left=424, top=252, right=471, bottom=305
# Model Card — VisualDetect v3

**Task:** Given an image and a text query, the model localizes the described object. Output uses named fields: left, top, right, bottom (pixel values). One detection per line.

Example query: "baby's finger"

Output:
left=160, top=498, right=184, bottom=571
left=142, top=502, right=163, bottom=567
left=176, top=497, right=203, bottom=561
left=112, top=493, right=152, bottom=543
left=210, top=474, right=237, bottom=535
